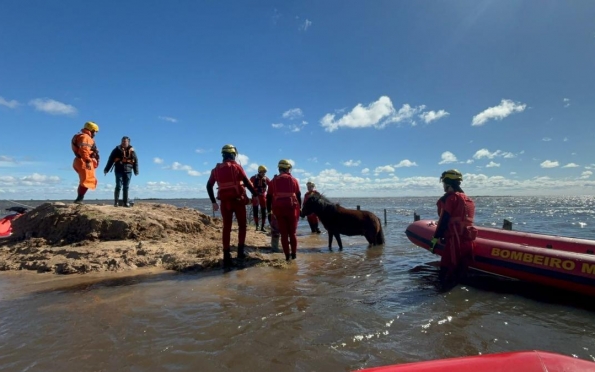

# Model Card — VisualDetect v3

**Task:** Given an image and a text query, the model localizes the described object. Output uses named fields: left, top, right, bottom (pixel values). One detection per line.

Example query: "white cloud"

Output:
left=236, top=154, right=250, bottom=165
left=0, top=155, right=17, bottom=167
left=439, top=151, right=457, bottom=164
left=471, top=99, right=526, bottom=126
left=374, top=165, right=395, bottom=173
left=562, top=163, right=579, bottom=168
left=320, top=96, right=426, bottom=132
left=540, top=160, right=559, bottom=168
left=153, top=157, right=164, bottom=164
left=29, top=98, right=77, bottom=115
left=159, top=116, right=178, bottom=123
left=272, top=123, right=284, bottom=128
left=343, top=160, right=361, bottom=167
left=563, top=137, right=569, bottom=142
left=502, top=152, right=516, bottom=158
left=510, top=171, right=517, bottom=175
left=542, top=137, right=552, bottom=142
left=419, top=110, right=449, bottom=124
left=473, top=149, right=500, bottom=159
left=282, top=108, right=303, bottom=120
left=299, top=19, right=312, bottom=31
left=563, top=98, right=570, bottom=108
left=0, top=173, right=60, bottom=186
left=0, top=96, right=20, bottom=109
left=168, top=161, right=201, bottom=176
left=195, top=148, right=208, bottom=154
left=395, top=159, right=417, bottom=168
left=361, top=168, right=370, bottom=174
left=486, top=161, right=500, bottom=168
left=580, top=171, right=592, bottom=179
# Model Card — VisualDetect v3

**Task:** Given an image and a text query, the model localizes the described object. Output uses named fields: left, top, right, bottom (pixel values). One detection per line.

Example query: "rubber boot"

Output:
left=114, top=190, right=120, bottom=207
left=271, top=236, right=280, bottom=252
left=123, top=189, right=129, bottom=207
left=74, top=195, right=84, bottom=205
left=285, top=253, right=291, bottom=261
left=237, top=244, right=246, bottom=259
left=223, top=251, right=232, bottom=269
left=291, top=252, right=297, bottom=260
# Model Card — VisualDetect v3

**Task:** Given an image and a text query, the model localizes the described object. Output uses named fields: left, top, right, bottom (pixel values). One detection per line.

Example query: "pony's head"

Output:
left=300, top=193, right=331, bottom=217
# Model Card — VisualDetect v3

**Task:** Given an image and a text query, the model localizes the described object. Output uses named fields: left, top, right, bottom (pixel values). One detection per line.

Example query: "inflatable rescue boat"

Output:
left=0, top=207, right=28, bottom=238
left=356, top=350, right=595, bottom=372
left=405, top=220, right=595, bottom=296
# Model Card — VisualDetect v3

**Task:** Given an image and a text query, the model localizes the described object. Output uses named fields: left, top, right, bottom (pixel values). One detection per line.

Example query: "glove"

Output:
left=134, top=172, right=139, bottom=176
left=429, top=237, right=439, bottom=253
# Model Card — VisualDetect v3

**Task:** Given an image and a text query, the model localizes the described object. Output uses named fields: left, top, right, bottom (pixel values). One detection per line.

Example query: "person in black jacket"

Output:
left=103, top=136, right=139, bottom=207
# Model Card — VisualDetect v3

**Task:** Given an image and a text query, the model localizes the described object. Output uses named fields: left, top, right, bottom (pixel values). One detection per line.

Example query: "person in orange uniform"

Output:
left=303, top=181, right=322, bottom=234
left=71, top=121, right=100, bottom=204
left=429, top=169, right=477, bottom=289
left=250, top=165, right=270, bottom=232
left=206, top=144, right=258, bottom=269
left=266, top=159, right=302, bottom=261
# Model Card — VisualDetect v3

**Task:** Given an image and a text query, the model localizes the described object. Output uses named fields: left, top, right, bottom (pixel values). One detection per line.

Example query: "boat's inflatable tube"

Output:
left=406, top=220, right=595, bottom=296
left=356, top=350, right=595, bottom=372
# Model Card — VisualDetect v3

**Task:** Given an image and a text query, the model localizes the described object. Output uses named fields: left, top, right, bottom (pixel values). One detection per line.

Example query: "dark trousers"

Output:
left=114, top=171, right=132, bottom=204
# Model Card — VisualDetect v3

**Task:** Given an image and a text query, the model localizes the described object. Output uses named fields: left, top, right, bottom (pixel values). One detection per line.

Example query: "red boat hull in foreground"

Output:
left=405, top=220, right=595, bottom=296
left=357, top=350, right=595, bottom=372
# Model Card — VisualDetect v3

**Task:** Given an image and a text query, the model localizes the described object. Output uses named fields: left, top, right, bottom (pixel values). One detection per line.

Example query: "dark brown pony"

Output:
left=300, top=194, right=384, bottom=251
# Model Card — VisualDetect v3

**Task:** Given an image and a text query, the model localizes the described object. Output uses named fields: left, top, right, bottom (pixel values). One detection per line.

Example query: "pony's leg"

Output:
left=328, top=233, right=333, bottom=251
left=335, top=234, right=343, bottom=251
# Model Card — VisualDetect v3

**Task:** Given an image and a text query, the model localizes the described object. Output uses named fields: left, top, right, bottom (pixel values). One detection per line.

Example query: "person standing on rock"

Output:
left=71, top=121, right=100, bottom=204
left=103, top=136, right=139, bottom=207
left=267, top=159, right=301, bottom=261
left=206, top=144, right=258, bottom=269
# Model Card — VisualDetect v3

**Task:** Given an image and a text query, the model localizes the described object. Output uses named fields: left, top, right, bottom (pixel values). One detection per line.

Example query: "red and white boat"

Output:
left=406, top=220, right=595, bottom=296
left=356, top=350, right=595, bottom=372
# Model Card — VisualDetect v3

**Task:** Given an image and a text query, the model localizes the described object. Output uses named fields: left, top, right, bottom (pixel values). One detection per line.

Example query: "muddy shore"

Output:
left=0, top=202, right=286, bottom=274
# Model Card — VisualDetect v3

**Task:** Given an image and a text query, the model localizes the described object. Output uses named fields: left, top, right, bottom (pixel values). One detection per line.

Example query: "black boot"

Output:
left=291, top=252, right=296, bottom=260
left=285, top=253, right=291, bottom=261
left=114, top=189, right=120, bottom=207
left=237, top=245, right=246, bottom=259
left=74, top=195, right=84, bottom=205
left=223, top=251, right=232, bottom=269
left=123, top=188, right=129, bottom=207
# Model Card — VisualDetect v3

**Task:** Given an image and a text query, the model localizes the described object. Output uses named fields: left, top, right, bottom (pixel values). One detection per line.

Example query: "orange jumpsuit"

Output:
left=71, top=129, right=99, bottom=190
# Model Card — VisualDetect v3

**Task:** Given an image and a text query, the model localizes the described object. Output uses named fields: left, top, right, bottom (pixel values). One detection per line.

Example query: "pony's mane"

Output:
left=310, top=193, right=340, bottom=210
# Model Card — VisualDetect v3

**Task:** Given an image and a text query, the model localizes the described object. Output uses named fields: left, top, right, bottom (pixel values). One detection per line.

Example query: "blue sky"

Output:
left=1, top=0, right=595, bottom=200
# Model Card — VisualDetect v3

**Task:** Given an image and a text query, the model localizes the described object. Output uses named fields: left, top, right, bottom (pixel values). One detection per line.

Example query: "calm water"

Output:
left=1, top=196, right=595, bottom=371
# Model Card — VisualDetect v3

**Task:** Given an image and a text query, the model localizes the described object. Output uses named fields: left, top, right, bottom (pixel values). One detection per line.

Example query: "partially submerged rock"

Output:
left=0, top=202, right=283, bottom=274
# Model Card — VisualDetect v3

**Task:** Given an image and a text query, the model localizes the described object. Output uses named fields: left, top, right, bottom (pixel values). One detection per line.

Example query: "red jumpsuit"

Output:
left=250, top=174, right=269, bottom=228
left=267, top=173, right=301, bottom=258
left=435, top=191, right=477, bottom=283
left=207, top=160, right=253, bottom=252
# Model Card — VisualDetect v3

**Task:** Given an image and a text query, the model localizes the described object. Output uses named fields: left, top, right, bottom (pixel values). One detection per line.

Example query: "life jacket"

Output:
left=250, top=174, right=268, bottom=194
left=114, top=146, right=135, bottom=164
left=213, top=161, right=246, bottom=201
left=71, top=130, right=99, bottom=162
left=438, top=192, right=477, bottom=241
left=271, top=173, right=298, bottom=208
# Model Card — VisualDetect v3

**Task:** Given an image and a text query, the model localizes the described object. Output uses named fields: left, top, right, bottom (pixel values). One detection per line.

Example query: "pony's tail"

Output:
left=377, top=225, right=385, bottom=245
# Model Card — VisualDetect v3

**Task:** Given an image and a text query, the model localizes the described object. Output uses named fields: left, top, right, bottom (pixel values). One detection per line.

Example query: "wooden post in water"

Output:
left=414, top=211, right=420, bottom=221
left=503, top=219, right=513, bottom=230
left=384, top=209, right=387, bottom=225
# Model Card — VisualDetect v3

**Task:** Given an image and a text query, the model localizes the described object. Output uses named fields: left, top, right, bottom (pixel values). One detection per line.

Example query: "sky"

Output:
left=1, top=0, right=595, bottom=200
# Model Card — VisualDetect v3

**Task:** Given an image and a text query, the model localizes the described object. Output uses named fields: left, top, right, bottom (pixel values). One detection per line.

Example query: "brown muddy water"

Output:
left=1, top=197, right=595, bottom=371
